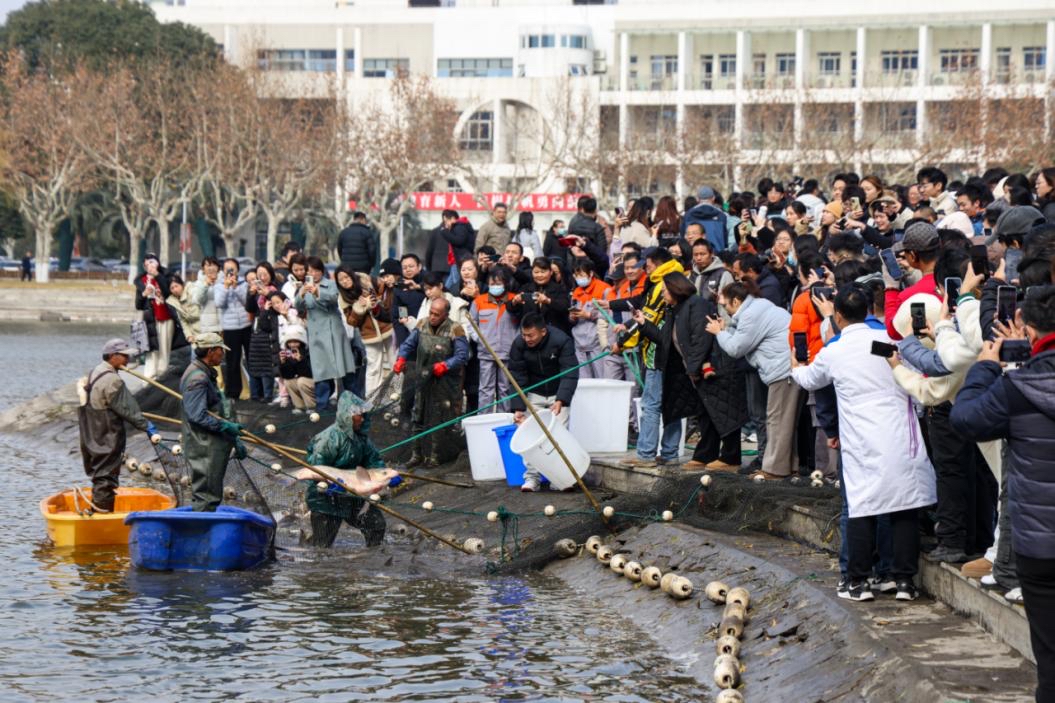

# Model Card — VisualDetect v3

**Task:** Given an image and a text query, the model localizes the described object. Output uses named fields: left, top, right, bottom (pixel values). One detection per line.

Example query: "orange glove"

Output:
left=393, top=357, right=407, bottom=374
left=432, top=361, right=449, bottom=377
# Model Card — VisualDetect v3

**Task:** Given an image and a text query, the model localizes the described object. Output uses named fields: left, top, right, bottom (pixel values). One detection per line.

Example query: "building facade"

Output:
left=153, top=0, right=1055, bottom=200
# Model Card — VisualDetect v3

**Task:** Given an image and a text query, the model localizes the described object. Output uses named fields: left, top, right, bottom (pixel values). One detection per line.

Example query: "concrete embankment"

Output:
left=0, top=280, right=134, bottom=323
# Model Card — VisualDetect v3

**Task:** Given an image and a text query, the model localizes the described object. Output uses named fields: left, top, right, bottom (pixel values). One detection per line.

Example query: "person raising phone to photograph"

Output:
left=883, top=222, right=942, bottom=340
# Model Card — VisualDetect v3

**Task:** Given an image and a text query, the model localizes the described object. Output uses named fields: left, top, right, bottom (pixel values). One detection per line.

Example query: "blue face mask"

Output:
left=488, top=285, right=505, bottom=297
left=575, top=277, right=590, bottom=288
left=787, top=253, right=797, bottom=268
left=557, top=228, right=568, bottom=236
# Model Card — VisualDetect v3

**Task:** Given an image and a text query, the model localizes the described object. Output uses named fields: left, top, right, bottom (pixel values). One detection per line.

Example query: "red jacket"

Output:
left=884, top=273, right=939, bottom=340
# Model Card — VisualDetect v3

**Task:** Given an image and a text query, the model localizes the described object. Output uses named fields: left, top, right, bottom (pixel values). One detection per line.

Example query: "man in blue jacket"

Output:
left=951, top=285, right=1055, bottom=703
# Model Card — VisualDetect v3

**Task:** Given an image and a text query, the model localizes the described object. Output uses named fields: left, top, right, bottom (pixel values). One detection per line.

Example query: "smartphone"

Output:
left=996, top=285, right=1017, bottom=324
left=813, top=267, right=826, bottom=280
left=615, top=207, right=623, bottom=217
left=911, top=302, right=927, bottom=336
left=812, top=286, right=834, bottom=301
left=971, top=244, right=989, bottom=280
left=870, top=340, right=898, bottom=358
left=944, top=277, right=962, bottom=312
left=793, top=332, right=809, bottom=363
left=880, top=248, right=903, bottom=281
left=999, top=339, right=1031, bottom=363
left=305, top=274, right=314, bottom=286
left=398, top=306, right=408, bottom=319
left=850, top=196, right=861, bottom=214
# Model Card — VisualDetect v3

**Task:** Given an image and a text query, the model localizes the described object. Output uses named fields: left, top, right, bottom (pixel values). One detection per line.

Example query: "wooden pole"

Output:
left=125, top=368, right=471, bottom=554
left=465, top=316, right=608, bottom=524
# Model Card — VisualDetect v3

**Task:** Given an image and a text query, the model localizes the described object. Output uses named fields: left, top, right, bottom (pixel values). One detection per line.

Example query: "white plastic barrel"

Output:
left=463, top=412, right=514, bottom=481
left=569, top=379, right=634, bottom=454
left=509, top=409, right=588, bottom=491
left=633, top=398, right=687, bottom=457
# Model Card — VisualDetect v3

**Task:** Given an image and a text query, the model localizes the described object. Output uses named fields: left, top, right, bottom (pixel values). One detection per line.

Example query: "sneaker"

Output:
left=839, top=581, right=874, bottom=602
left=521, top=477, right=540, bottom=493
left=269, top=396, right=282, bottom=405
left=836, top=578, right=849, bottom=598
left=924, top=544, right=969, bottom=563
left=961, top=557, right=993, bottom=579
left=895, top=581, right=919, bottom=601
left=869, top=576, right=897, bottom=594
left=292, top=408, right=304, bottom=415
left=980, top=574, right=998, bottom=587
left=1004, top=587, right=1023, bottom=604
left=621, top=456, right=658, bottom=468
left=744, top=431, right=758, bottom=444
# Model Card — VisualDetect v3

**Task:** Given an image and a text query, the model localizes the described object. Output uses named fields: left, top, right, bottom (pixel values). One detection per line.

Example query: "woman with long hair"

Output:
left=653, top=195, right=682, bottom=241
left=339, top=263, right=395, bottom=398
left=244, top=261, right=281, bottom=403
left=513, top=211, right=544, bottom=260
left=295, top=257, right=359, bottom=407
left=1034, top=167, right=1055, bottom=223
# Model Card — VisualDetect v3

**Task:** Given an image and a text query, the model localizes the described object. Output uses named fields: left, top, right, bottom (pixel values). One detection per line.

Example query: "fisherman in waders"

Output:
left=304, top=393, right=387, bottom=547
left=394, top=297, right=469, bottom=467
left=180, top=332, right=246, bottom=511
left=78, top=339, right=157, bottom=513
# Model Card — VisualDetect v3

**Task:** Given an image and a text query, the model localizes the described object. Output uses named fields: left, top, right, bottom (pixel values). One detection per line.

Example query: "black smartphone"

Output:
left=870, top=340, right=898, bottom=358
left=880, top=248, right=903, bottom=281
left=971, top=244, right=989, bottom=280
left=996, top=285, right=1017, bottom=324
left=911, top=302, right=927, bottom=336
left=999, top=339, right=1031, bottom=363
left=944, top=277, right=962, bottom=312
left=812, top=286, right=834, bottom=301
left=793, top=332, right=809, bottom=363
left=813, top=267, right=826, bottom=280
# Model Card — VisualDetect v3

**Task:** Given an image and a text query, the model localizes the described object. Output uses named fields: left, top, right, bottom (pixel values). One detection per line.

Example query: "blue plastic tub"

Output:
left=492, top=424, right=526, bottom=486
left=125, top=506, right=275, bottom=572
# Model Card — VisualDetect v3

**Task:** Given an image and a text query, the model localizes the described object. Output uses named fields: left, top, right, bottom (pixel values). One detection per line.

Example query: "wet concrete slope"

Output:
left=547, top=523, right=1036, bottom=703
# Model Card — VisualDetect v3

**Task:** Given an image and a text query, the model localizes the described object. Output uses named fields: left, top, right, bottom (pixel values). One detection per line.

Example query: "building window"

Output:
left=717, top=109, right=735, bottom=133
left=1024, top=46, right=1046, bottom=71
left=650, top=55, right=677, bottom=77
left=459, top=110, right=493, bottom=151
left=776, top=52, right=795, bottom=76
left=818, top=52, right=840, bottom=76
left=752, top=52, right=766, bottom=78
left=718, top=54, right=736, bottom=79
left=257, top=49, right=337, bottom=72
left=850, top=51, right=857, bottom=87
left=438, top=58, right=513, bottom=77
left=880, top=103, right=916, bottom=132
left=881, top=50, right=918, bottom=73
left=561, top=34, right=587, bottom=49
left=363, top=58, right=408, bottom=78
left=524, top=34, right=557, bottom=49
left=699, top=55, right=713, bottom=89
left=996, top=47, right=1011, bottom=83
left=939, top=48, right=979, bottom=73
left=345, top=49, right=355, bottom=72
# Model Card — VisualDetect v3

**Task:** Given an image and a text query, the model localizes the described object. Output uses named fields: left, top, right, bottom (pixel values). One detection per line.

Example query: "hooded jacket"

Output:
left=425, top=219, right=474, bottom=272
left=951, top=345, right=1055, bottom=559
left=690, top=258, right=733, bottom=301
left=716, top=295, right=792, bottom=385
left=609, top=258, right=684, bottom=369
left=305, top=394, right=385, bottom=518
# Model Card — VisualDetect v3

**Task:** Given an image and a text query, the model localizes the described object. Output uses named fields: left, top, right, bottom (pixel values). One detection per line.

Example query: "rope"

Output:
left=591, top=301, right=645, bottom=389
left=71, top=486, right=111, bottom=516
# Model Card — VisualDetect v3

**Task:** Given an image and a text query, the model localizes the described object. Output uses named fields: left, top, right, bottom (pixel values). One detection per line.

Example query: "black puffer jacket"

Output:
left=425, top=220, right=474, bottom=272
left=639, top=296, right=707, bottom=424
left=338, top=223, right=377, bottom=273
left=244, top=290, right=280, bottom=377
left=507, top=326, right=579, bottom=411
left=507, top=280, right=572, bottom=334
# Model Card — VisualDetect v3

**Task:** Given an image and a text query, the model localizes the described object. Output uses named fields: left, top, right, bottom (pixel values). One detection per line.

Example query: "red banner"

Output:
left=349, top=192, right=585, bottom=213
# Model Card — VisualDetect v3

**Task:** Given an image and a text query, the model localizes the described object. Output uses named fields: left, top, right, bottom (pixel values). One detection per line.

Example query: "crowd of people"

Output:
left=119, top=166, right=1055, bottom=700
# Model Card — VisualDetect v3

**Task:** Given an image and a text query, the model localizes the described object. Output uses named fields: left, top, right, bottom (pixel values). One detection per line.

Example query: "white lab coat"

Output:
left=792, top=323, right=936, bottom=519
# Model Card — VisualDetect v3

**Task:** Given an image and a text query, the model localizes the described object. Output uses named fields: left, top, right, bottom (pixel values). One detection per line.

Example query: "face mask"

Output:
left=557, top=228, right=567, bottom=236
left=488, top=285, right=505, bottom=297
left=575, top=277, right=590, bottom=288
left=787, top=253, right=797, bottom=268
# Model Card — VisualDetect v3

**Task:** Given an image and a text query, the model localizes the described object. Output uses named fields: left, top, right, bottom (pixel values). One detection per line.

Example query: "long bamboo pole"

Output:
left=465, top=317, right=608, bottom=524
left=124, top=368, right=471, bottom=554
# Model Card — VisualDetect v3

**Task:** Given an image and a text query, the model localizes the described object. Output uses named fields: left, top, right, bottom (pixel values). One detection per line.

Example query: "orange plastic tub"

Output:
left=40, top=487, right=176, bottom=547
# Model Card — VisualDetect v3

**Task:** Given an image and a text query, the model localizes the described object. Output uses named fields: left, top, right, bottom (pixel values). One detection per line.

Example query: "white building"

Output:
left=153, top=0, right=1055, bottom=201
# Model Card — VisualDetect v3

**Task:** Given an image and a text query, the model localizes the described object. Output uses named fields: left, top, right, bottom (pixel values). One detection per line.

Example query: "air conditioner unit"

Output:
left=593, top=59, right=607, bottom=74
left=816, top=77, right=831, bottom=88
left=594, top=49, right=607, bottom=61
left=901, top=71, right=916, bottom=86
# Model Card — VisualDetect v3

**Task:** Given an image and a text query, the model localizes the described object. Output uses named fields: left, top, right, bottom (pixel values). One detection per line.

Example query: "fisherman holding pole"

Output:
left=180, top=332, right=247, bottom=511
left=77, top=339, right=157, bottom=513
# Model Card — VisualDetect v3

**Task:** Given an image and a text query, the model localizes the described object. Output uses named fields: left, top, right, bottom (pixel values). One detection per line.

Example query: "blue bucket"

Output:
left=492, top=424, right=526, bottom=486
left=125, top=506, right=275, bottom=572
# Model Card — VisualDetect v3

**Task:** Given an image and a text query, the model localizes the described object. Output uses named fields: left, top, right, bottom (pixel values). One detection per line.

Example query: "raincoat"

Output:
left=78, top=362, right=148, bottom=511
left=180, top=358, right=235, bottom=511
left=304, top=393, right=386, bottom=546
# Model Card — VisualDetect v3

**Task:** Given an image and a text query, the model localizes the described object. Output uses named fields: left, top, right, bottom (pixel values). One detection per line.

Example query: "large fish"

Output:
left=291, top=465, right=399, bottom=497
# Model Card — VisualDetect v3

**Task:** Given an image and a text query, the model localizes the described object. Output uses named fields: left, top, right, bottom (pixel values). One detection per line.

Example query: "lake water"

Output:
left=0, top=323, right=707, bottom=702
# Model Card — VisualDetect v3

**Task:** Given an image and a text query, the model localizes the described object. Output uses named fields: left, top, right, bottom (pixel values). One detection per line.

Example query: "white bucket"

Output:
left=633, top=398, right=687, bottom=458
left=509, top=409, right=588, bottom=491
left=569, top=379, right=634, bottom=454
left=462, top=412, right=514, bottom=481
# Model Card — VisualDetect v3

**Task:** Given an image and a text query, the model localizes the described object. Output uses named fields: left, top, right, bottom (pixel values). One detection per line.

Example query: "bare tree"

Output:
left=0, top=57, right=93, bottom=282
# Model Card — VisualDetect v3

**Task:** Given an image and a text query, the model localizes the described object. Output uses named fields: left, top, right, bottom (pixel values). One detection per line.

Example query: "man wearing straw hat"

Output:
left=77, top=339, right=157, bottom=513
left=180, top=332, right=247, bottom=511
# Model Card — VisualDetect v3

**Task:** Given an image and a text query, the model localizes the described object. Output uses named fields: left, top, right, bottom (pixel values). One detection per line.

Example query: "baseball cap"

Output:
left=697, top=186, right=716, bottom=201
left=379, top=258, right=402, bottom=277
left=899, top=221, right=940, bottom=253
left=102, top=338, right=138, bottom=357
left=995, top=205, right=1045, bottom=238
left=193, top=332, right=230, bottom=351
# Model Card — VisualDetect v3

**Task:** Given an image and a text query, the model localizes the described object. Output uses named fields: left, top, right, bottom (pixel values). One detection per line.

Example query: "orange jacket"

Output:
left=571, top=277, right=613, bottom=308
left=615, top=272, right=646, bottom=300
left=788, top=290, right=824, bottom=363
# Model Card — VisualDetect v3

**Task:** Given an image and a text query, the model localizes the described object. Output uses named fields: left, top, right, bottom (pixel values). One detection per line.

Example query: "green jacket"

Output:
left=304, top=393, right=385, bottom=517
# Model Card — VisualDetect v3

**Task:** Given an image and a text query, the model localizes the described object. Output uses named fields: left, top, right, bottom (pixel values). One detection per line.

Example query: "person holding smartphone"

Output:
left=134, top=253, right=175, bottom=379
left=213, top=258, right=252, bottom=400
left=883, top=222, right=942, bottom=340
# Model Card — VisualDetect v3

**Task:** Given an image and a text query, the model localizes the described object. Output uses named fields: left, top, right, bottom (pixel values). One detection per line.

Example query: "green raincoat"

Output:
left=304, top=393, right=386, bottom=546
left=180, top=358, right=235, bottom=511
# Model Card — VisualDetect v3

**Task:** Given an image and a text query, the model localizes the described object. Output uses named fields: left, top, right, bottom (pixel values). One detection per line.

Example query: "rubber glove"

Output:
left=234, top=439, right=248, bottom=460
left=220, top=420, right=244, bottom=438
left=393, top=357, right=407, bottom=374
left=432, top=361, right=449, bottom=378
left=146, top=421, right=158, bottom=437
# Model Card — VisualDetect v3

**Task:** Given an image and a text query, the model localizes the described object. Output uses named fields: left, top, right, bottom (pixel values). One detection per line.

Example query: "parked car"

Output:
left=68, top=257, right=111, bottom=273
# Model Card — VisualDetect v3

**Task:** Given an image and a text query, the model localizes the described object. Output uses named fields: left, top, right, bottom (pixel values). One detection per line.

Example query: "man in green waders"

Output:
left=393, top=297, right=469, bottom=467
left=78, top=339, right=157, bottom=513
left=180, top=332, right=246, bottom=511
left=304, top=393, right=387, bottom=547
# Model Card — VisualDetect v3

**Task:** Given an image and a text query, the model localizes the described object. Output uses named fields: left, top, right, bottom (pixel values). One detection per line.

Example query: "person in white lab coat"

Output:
left=791, top=285, right=936, bottom=603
